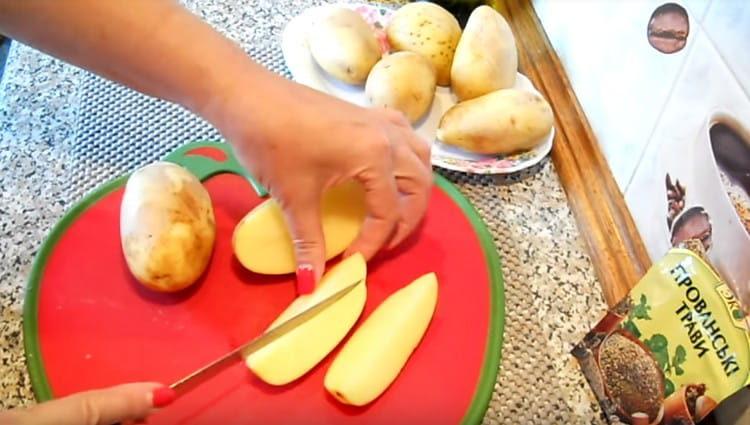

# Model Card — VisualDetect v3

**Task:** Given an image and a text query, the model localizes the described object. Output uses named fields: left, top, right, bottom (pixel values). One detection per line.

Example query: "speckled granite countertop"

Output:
left=0, top=1, right=609, bottom=423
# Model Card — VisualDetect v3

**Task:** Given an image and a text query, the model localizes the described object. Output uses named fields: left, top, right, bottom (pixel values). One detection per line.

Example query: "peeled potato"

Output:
left=451, top=6, right=518, bottom=101
left=232, top=180, right=366, bottom=275
left=437, top=88, right=554, bottom=155
left=120, top=161, right=216, bottom=292
left=386, top=2, right=461, bottom=86
left=245, top=253, right=367, bottom=386
left=325, top=272, right=438, bottom=406
left=309, top=8, right=382, bottom=85
left=365, top=51, right=437, bottom=123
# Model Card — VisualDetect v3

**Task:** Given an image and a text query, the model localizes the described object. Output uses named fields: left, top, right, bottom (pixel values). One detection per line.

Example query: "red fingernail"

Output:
left=151, top=386, right=176, bottom=408
left=296, top=265, right=315, bottom=295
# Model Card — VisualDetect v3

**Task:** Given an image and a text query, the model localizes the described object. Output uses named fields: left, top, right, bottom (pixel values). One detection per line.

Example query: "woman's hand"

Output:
left=0, top=0, right=435, bottom=293
left=205, top=70, right=433, bottom=291
left=0, top=383, right=175, bottom=425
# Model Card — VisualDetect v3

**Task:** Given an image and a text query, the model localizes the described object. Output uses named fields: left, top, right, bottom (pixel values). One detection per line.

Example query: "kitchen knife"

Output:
left=169, top=279, right=362, bottom=393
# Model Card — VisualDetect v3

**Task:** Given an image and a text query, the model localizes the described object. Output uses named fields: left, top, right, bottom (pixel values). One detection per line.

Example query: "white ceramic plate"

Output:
left=281, top=3, right=555, bottom=174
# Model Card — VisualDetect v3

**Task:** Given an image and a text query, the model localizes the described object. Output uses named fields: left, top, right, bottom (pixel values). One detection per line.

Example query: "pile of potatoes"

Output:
left=118, top=5, right=557, bottom=293
left=309, top=3, right=554, bottom=156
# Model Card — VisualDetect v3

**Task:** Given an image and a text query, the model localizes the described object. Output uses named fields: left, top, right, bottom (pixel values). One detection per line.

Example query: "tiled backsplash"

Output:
left=533, top=0, right=750, bottom=423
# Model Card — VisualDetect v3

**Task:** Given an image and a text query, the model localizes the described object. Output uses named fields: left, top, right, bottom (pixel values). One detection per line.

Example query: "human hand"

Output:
left=0, top=0, right=433, bottom=294
left=0, top=383, right=175, bottom=425
left=204, top=68, right=433, bottom=292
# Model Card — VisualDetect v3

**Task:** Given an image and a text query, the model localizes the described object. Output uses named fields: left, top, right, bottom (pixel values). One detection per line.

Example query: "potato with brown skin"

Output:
left=451, top=6, right=517, bottom=101
left=365, top=51, right=437, bottom=124
left=386, top=2, right=461, bottom=86
left=120, top=161, right=216, bottom=292
left=437, top=88, right=554, bottom=155
left=309, top=8, right=382, bottom=85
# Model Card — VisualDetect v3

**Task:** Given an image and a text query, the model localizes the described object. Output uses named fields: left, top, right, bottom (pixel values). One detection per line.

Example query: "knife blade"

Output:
left=169, top=279, right=362, bottom=393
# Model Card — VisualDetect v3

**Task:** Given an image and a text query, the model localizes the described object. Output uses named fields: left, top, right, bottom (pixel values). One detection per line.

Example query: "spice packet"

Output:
left=572, top=248, right=750, bottom=425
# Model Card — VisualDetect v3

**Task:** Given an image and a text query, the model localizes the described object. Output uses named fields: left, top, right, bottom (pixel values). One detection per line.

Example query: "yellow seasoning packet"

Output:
left=572, top=248, right=750, bottom=425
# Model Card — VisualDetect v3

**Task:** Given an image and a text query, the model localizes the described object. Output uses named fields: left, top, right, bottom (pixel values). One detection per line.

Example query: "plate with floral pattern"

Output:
left=281, top=3, right=555, bottom=175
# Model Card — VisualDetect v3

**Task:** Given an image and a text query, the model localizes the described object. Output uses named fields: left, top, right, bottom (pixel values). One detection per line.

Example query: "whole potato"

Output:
left=365, top=51, right=437, bottom=124
left=386, top=2, right=461, bottom=86
left=120, top=161, right=216, bottom=292
left=451, top=6, right=517, bottom=101
left=437, top=88, right=554, bottom=155
left=309, top=8, right=382, bottom=85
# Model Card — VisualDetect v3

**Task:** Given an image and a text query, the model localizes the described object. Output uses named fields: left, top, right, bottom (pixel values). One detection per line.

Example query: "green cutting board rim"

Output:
left=22, top=140, right=505, bottom=425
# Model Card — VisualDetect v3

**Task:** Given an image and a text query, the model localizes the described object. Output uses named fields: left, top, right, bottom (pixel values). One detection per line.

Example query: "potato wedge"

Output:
left=245, top=253, right=367, bottom=386
left=325, top=272, right=438, bottom=406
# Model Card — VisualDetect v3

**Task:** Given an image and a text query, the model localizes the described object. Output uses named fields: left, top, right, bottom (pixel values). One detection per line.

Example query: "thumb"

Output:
left=2, top=383, right=174, bottom=425
left=280, top=191, right=326, bottom=295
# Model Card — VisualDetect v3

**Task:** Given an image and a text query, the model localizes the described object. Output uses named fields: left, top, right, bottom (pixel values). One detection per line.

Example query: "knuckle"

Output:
left=124, top=393, right=144, bottom=418
left=366, top=133, right=392, bottom=158
left=385, top=109, right=408, bottom=125
left=395, top=221, right=414, bottom=243
left=382, top=204, right=400, bottom=222
left=273, top=184, right=317, bottom=213
left=370, top=196, right=399, bottom=222
left=420, top=167, right=434, bottom=186
left=292, top=238, right=322, bottom=254
left=416, top=139, right=431, bottom=159
left=77, top=397, right=101, bottom=425
left=268, top=182, right=294, bottom=204
left=408, top=167, right=432, bottom=189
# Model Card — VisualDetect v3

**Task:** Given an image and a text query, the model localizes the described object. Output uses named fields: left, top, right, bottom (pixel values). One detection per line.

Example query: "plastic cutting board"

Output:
left=23, top=141, right=505, bottom=424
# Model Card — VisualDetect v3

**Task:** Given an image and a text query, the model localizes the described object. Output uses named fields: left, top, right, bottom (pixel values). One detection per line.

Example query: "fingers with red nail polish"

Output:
left=296, top=264, right=315, bottom=295
left=151, top=386, right=177, bottom=408
left=0, top=382, right=173, bottom=425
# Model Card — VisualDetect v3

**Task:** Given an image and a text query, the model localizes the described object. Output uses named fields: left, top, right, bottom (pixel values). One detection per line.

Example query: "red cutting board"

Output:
left=23, top=142, right=505, bottom=425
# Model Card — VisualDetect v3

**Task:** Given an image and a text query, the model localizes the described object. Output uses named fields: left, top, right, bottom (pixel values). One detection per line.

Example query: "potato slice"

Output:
left=232, top=180, right=366, bottom=275
left=244, top=253, right=367, bottom=386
